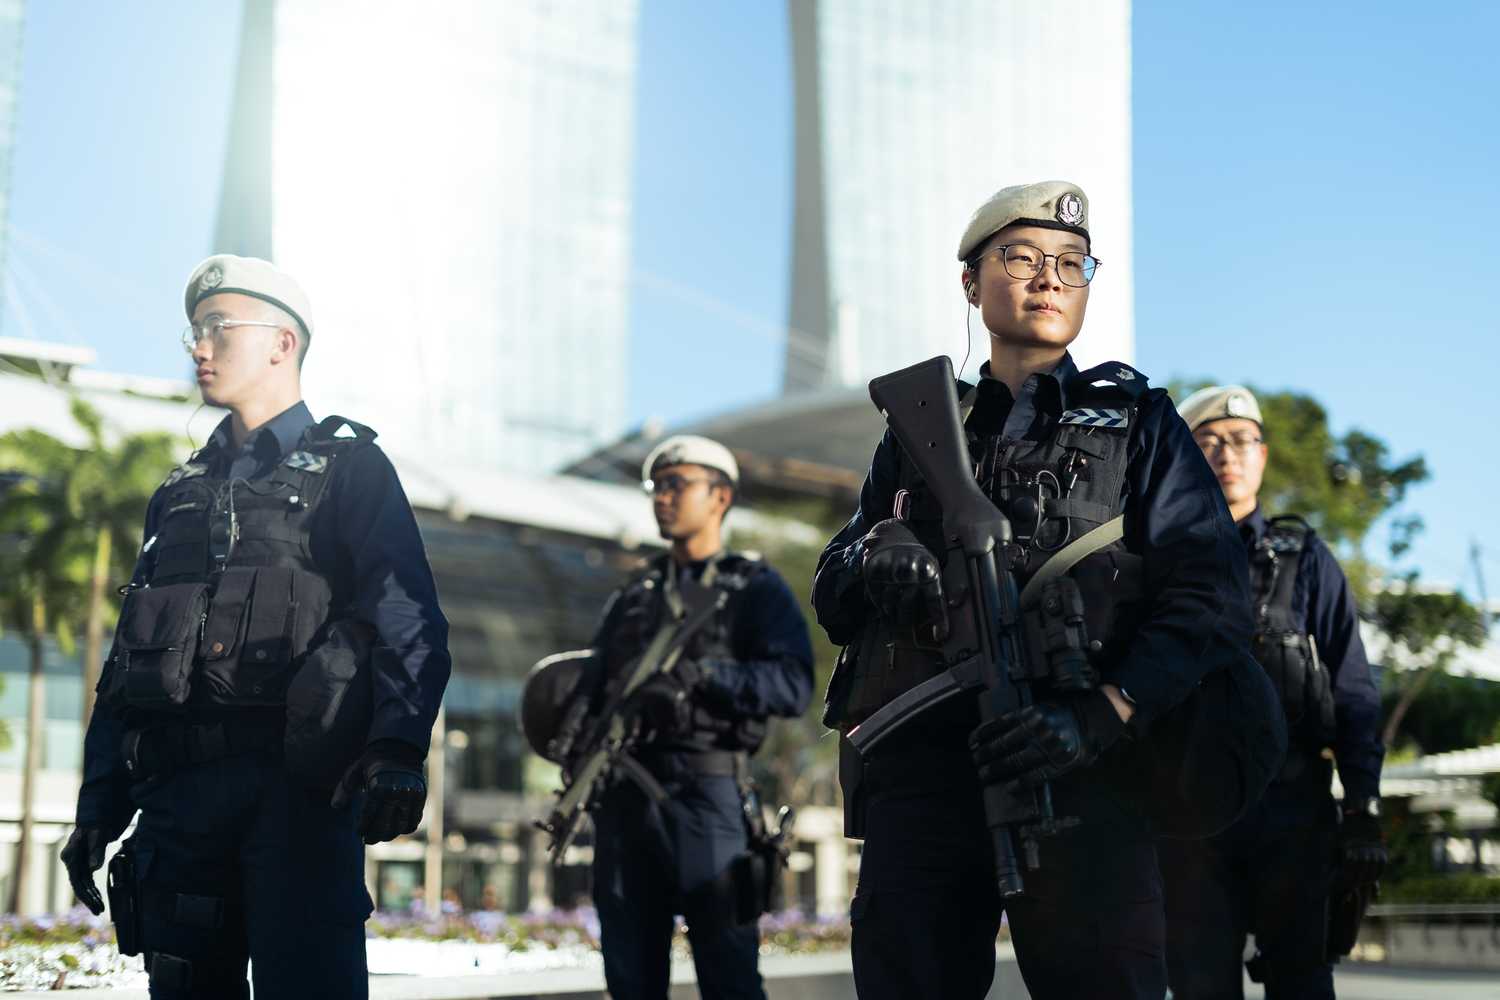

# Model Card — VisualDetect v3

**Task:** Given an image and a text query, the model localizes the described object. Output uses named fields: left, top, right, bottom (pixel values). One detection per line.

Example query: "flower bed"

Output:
left=0, top=907, right=853, bottom=990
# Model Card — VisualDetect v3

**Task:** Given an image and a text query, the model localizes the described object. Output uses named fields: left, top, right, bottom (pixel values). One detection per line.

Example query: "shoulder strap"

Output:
left=307, top=414, right=378, bottom=445
left=1019, top=515, right=1126, bottom=608
left=1255, top=515, right=1310, bottom=631
left=1064, top=360, right=1151, bottom=404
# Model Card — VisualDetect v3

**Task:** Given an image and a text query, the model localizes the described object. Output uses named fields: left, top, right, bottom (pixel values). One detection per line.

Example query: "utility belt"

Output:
left=121, top=715, right=285, bottom=782
left=634, top=747, right=744, bottom=782
left=624, top=747, right=794, bottom=926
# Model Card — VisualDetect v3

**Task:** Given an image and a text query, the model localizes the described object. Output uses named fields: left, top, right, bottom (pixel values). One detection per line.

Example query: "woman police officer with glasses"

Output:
left=812, top=181, right=1265, bottom=999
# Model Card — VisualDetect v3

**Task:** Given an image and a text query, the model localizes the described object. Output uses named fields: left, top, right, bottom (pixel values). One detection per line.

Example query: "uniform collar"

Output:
left=204, top=401, right=316, bottom=466
left=970, top=353, right=1078, bottom=433
left=974, top=353, right=1079, bottom=402
left=1240, top=506, right=1268, bottom=545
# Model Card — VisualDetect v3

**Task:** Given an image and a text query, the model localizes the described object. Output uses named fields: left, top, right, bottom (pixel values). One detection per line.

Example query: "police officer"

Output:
left=58, top=255, right=452, bottom=999
left=1159, top=386, right=1386, bottom=999
left=812, top=181, right=1262, bottom=999
left=583, top=436, right=813, bottom=1000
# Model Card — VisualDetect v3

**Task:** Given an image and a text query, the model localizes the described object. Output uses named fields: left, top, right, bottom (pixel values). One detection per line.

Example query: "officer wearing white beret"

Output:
left=814, top=182, right=1273, bottom=999
left=1161, top=386, right=1385, bottom=1000
left=560, top=434, right=812, bottom=1000
left=61, top=254, right=452, bottom=999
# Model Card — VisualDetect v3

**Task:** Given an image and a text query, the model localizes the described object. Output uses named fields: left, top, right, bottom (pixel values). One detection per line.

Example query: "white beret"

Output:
left=1177, top=384, right=1263, bottom=432
left=957, top=180, right=1090, bottom=262
left=184, top=254, right=314, bottom=340
left=642, top=435, right=739, bottom=486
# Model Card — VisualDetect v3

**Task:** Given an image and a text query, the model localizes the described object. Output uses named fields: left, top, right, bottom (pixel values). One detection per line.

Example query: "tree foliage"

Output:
left=732, top=499, right=846, bottom=807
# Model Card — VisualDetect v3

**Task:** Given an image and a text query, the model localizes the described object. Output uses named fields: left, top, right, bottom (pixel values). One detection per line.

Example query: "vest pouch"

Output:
left=197, top=567, right=299, bottom=706
left=284, top=619, right=377, bottom=790
left=117, top=583, right=208, bottom=710
left=1144, top=652, right=1288, bottom=839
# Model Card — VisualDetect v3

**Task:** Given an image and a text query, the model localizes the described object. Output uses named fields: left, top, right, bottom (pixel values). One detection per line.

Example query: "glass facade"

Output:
left=225, top=0, right=640, bottom=473
left=0, top=0, right=22, bottom=331
left=787, top=0, right=1134, bottom=390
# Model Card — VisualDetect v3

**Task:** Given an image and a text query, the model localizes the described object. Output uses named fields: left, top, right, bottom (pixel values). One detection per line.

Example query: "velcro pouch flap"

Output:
left=200, top=568, right=256, bottom=661
left=118, top=583, right=208, bottom=651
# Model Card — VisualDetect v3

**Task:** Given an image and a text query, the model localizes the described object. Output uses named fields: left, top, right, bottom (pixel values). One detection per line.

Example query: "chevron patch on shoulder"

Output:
left=162, top=462, right=209, bottom=488
left=1059, top=407, right=1129, bottom=428
left=283, top=450, right=329, bottom=473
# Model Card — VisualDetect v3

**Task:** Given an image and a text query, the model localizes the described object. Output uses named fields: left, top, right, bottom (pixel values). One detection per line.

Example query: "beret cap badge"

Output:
left=1056, top=192, right=1085, bottom=227
left=198, top=265, right=224, bottom=293
left=1226, top=394, right=1249, bottom=417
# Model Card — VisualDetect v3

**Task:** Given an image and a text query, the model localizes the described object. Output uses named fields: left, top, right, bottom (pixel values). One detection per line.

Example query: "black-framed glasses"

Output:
left=181, top=318, right=283, bottom=355
left=1194, top=431, right=1263, bottom=456
left=978, top=244, right=1101, bottom=288
left=644, top=474, right=715, bottom=496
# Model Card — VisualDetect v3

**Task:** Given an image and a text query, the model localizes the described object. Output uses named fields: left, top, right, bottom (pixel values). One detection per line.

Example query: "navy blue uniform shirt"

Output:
left=812, top=354, right=1255, bottom=730
left=1242, top=508, right=1384, bottom=803
left=593, top=554, right=814, bottom=721
left=77, top=401, right=451, bottom=836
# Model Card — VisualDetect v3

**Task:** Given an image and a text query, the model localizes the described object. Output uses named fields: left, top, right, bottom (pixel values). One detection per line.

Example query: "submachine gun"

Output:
left=531, top=579, right=727, bottom=863
left=852, top=355, right=1094, bottom=897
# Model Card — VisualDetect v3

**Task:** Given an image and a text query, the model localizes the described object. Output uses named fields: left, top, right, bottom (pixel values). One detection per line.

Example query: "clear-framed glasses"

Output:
left=180, top=318, right=283, bottom=355
left=978, top=244, right=1101, bottom=288
left=1194, top=431, right=1263, bottom=457
left=644, top=474, right=714, bottom=497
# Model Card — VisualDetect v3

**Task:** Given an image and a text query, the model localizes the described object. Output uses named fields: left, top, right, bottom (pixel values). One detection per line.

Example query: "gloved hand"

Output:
left=860, top=519, right=948, bottom=637
left=1339, top=802, right=1387, bottom=886
left=60, top=826, right=109, bottom=915
left=628, top=660, right=703, bottom=736
left=969, top=690, right=1126, bottom=787
left=331, top=739, right=428, bottom=844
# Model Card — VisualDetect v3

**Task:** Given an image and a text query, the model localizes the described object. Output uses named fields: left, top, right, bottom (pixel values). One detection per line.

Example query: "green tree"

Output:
left=1371, top=584, right=1488, bottom=748
left=0, top=400, right=180, bottom=913
left=733, top=499, right=846, bottom=807
left=0, top=442, right=89, bottom=914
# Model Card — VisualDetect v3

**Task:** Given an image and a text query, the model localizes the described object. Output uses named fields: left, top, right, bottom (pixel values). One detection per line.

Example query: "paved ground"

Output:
left=12, top=955, right=1500, bottom=998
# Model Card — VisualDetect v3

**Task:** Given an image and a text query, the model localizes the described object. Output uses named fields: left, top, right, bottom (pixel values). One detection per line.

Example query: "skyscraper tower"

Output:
left=786, top=0, right=1134, bottom=391
left=0, top=0, right=24, bottom=332
left=216, top=0, right=640, bottom=472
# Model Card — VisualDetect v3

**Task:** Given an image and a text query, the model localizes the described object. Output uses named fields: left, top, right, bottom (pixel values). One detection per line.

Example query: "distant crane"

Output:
left=1470, top=538, right=1491, bottom=630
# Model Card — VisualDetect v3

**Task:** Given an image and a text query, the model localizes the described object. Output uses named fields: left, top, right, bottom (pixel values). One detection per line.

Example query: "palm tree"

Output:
left=0, top=442, right=88, bottom=914
left=50, top=402, right=180, bottom=725
left=0, top=400, right=180, bottom=913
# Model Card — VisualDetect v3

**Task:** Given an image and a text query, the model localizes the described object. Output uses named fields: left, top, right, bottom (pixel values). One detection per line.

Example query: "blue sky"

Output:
left=4, top=1, right=1496, bottom=591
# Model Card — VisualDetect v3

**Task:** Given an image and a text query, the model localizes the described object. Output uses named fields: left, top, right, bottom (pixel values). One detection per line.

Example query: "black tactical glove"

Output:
left=628, top=660, right=704, bottom=736
left=331, top=739, right=428, bottom=845
left=1339, top=800, right=1387, bottom=886
left=969, top=690, right=1126, bottom=787
left=860, top=519, right=948, bottom=637
left=60, top=826, right=109, bottom=915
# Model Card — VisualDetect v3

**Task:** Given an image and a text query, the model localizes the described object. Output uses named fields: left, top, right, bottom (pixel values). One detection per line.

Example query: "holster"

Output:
left=1327, top=880, right=1377, bottom=960
left=730, top=840, right=786, bottom=925
left=106, top=842, right=143, bottom=957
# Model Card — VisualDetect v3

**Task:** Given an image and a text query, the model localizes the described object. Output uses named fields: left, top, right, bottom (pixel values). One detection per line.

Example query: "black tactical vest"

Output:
left=824, top=362, right=1149, bottom=733
left=106, top=416, right=376, bottom=713
left=1248, top=515, right=1336, bottom=752
left=600, top=551, right=769, bottom=753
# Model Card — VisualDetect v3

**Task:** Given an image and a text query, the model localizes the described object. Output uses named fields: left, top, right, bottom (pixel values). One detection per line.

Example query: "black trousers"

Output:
left=1159, top=761, right=1338, bottom=1000
left=850, top=746, right=1166, bottom=1000
left=592, top=771, right=765, bottom=1000
left=125, top=748, right=371, bottom=999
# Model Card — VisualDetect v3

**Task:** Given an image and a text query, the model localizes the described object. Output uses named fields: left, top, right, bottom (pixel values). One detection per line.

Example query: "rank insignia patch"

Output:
left=1060, top=408, right=1129, bottom=429
left=283, top=451, right=329, bottom=474
left=162, top=462, right=209, bottom=488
